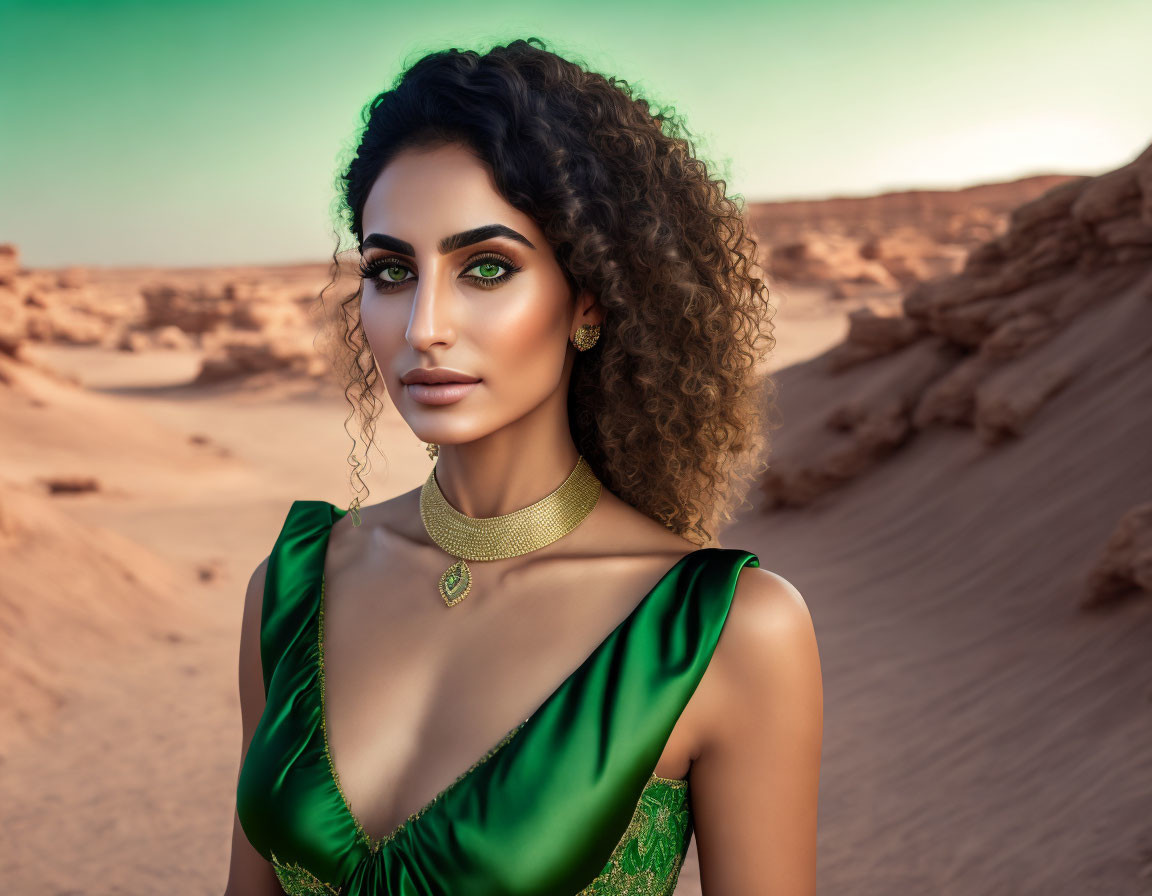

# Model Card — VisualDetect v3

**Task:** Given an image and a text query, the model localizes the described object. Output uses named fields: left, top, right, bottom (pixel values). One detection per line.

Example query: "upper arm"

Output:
left=224, top=555, right=285, bottom=896
left=691, top=566, right=823, bottom=896
left=238, top=556, right=269, bottom=742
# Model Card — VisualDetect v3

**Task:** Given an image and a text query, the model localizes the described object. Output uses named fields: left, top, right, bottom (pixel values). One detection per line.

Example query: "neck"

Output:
left=429, top=393, right=584, bottom=519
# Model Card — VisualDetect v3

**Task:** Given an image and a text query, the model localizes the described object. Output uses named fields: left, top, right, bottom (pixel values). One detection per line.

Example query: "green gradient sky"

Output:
left=1, top=0, right=1148, bottom=268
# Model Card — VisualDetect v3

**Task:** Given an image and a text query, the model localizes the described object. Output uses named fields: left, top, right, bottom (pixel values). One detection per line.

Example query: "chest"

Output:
left=240, top=575, right=698, bottom=895
left=318, top=546, right=701, bottom=840
left=235, top=499, right=759, bottom=894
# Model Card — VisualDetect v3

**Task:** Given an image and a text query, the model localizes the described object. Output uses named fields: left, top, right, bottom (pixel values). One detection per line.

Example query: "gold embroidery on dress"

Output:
left=576, top=775, right=693, bottom=896
left=317, top=575, right=526, bottom=853
left=270, top=849, right=342, bottom=896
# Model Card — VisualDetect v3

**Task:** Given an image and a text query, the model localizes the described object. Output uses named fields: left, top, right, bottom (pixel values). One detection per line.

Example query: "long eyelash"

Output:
left=357, top=256, right=412, bottom=286
left=358, top=253, right=522, bottom=291
left=466, top=253, right=522, bottom=289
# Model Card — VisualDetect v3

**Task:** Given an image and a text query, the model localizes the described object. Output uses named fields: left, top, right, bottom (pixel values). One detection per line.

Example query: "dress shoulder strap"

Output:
left=260, top=499, right=346, bottom=697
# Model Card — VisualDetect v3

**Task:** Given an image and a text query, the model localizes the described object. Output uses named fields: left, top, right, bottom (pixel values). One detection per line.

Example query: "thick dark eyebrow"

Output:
left=360, top=223, right=536, bottom=256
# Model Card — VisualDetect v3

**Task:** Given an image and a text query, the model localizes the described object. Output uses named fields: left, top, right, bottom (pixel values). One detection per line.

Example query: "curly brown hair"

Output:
left=317, top=37, right=778, bottom=547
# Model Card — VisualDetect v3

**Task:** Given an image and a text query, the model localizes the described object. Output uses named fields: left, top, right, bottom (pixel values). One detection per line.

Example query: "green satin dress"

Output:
left=237, top=500, right=759, bottom=895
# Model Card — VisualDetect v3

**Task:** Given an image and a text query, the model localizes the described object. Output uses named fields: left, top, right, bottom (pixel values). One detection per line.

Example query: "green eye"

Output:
left=357, top=256, right=414, bottom=289
left=464, top=254, right=522, bottom=289
left=359, top=252, right=522, bottom=293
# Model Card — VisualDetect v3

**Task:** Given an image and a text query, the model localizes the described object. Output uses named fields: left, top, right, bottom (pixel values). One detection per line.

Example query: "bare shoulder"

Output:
left=359, top=486, right=421, bottom=527
left=333, top=486, right=428, bottom=548
left=688, top=564, right=822, bottom=892
left=695, top=564, right=822, bottom=752
left=585, top=485, right=701, bottom=559
left=727, top=565, right=817, bottom=661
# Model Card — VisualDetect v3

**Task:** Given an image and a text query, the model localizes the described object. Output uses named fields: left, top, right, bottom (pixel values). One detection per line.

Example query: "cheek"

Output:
left=359, top=295, right=406, bottom=355
left=476, top=288, right=570, bottom=382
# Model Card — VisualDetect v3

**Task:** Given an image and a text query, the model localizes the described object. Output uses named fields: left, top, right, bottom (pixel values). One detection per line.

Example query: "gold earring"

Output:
left=425, top=442, right=439, bottom=459
left=571, top=323, right=600, bottom=351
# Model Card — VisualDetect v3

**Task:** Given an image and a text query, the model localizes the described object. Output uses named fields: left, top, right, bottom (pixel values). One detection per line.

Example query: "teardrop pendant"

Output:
left=439, top=558, right=472, bottom=607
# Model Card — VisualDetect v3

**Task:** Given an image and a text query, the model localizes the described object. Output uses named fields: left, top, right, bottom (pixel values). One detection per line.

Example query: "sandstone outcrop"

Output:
left=749, top=174, right=1080, bottom=296
left=760, top=143, right=1152, bottom=522
left=1084, top=503, right=1152, bottom=607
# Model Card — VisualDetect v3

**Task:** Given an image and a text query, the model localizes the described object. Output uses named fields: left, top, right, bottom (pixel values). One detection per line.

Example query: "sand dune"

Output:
left=729, top=142, right=1152, bottom=893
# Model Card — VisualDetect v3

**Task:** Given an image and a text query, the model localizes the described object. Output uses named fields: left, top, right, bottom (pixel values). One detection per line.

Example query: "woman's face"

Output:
left=358, top=141, right=594, bottom=447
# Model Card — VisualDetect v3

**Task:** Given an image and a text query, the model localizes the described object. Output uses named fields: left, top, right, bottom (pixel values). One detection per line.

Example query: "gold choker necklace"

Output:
left=419, top=455, right=602, bottom=607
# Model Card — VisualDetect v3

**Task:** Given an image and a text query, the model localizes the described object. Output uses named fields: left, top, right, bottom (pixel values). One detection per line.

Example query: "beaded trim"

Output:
left=649, top=774, right=688, bottom=788
left=316, top=574, right=527, bottom=853
left=270, top=849, right=342, bottom=895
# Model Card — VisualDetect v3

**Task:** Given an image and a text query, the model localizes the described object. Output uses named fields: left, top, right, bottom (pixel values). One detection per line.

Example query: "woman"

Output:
left=226, top=38, right=822, bottom=896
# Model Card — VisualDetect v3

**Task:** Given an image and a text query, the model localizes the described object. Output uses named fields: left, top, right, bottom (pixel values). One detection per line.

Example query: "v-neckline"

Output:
left=314, top=502, right=701, bottom=854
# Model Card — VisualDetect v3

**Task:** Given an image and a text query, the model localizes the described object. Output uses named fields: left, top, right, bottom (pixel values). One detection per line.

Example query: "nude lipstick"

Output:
left=401, top=367, right=482, bottom=406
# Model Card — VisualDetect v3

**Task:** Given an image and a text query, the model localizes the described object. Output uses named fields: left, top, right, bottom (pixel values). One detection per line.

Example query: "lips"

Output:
left=401, top=368, right=481, bottom=385
left=404, top=380, right=481, bottom=406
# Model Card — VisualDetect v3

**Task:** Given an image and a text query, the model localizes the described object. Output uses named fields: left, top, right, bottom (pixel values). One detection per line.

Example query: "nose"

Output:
left=404, top=262, right=456, bottom=352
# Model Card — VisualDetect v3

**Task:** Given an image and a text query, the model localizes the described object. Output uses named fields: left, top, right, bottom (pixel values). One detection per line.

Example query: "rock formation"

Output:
left=749, top=174, right=1081, bottom=296
left=759, top=143, right=1152, bottom=605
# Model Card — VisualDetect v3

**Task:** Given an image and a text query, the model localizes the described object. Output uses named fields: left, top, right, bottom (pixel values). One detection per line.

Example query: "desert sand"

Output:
left=1, top=147, right=1150, bottom=894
